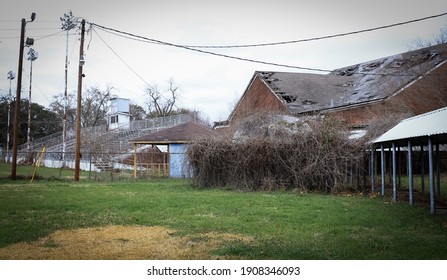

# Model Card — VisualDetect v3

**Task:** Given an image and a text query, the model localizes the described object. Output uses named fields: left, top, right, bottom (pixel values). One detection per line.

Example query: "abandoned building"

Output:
left=215, top=42, right=447, bottom=135
left=129, top=121, right=218, bottom=178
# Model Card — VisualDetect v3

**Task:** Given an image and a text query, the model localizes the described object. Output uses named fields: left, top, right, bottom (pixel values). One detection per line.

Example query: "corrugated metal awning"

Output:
left=372, top=106, right=447, bottom=146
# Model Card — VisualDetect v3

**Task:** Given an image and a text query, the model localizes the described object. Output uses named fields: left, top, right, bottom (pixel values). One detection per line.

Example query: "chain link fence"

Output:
left=2, top=149, right=174, bottom=181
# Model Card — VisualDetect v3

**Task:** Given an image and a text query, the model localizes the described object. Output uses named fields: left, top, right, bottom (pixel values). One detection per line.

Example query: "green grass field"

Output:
left=0, top=163, right=446, bottom=259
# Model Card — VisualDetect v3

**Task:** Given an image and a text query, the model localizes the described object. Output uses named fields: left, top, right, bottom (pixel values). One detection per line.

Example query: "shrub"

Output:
left=187, top=116, right=363, bottom=192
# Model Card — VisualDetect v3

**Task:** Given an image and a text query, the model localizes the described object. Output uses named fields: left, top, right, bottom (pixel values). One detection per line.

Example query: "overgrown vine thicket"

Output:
left=187, top=116, right=364, bottom=192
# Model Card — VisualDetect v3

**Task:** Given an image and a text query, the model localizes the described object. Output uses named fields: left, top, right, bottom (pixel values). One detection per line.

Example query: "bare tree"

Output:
left=50, top=86, right=113, bottom=129
left=129, top=103, right=146, bottom=121
left=81, top=86, right=113, bottom=127
left=49, top=92, right=77, bottom=132
left=145, top=78, right=180, bottom=117
left=409, top=23, right=447, bottom=49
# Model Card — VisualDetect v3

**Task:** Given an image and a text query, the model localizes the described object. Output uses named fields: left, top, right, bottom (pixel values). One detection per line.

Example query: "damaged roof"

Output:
left=256, top=43, right=447, bottom=115
left=129, top=121, right=218, bottom=144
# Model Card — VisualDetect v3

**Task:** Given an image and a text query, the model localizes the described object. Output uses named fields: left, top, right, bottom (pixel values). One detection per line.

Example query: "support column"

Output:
left=152, top=144, right=155, bottom=176
left=392, top=143, right=397, bottom=203
left=167, top=145, right=170, bottom=177
left=133, top=143, right=137, bottom=178
left=349, top=160, right=353, bottom=189
left=398, top=146, right=401, bottom=189
left=428, top=138, right=435, bottom=215
left=421, top=145, right=425, bottom=194
left=356, top=160, right=360, bottom=191
left=381, top=145, right=385, bottom=196
left=371, top=149, right=375, bottom=193
left=408, top=140, right=413, bottom=206
left=436, top=144, right=440, bottom=197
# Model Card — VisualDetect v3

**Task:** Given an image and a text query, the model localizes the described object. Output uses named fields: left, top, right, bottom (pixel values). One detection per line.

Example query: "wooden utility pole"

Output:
left=74, top=19, right=85, bottom=181
left=11, top=18, right=26, bottom=180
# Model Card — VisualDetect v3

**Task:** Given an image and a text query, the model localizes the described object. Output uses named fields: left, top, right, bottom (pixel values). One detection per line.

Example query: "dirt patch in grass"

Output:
left=0, top=225, right=253, bottom=260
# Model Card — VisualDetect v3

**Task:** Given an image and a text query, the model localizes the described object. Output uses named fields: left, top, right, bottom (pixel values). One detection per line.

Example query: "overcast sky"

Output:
left=1, top=0, right=446, bottom=122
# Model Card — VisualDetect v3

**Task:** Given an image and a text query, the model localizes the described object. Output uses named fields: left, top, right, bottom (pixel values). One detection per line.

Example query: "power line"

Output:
left=92, top=28, right=153, bottom=86
left=184, top=12, right=447, bottom=49
left=0, top=31, right=75, bottom=41
left=91, top=28, right=176, bottom=105
left=68, top=31, right=80, bottom=66
left=92, top=25, right=161, bottom=45
left=90, top=23, right=331, bottom=72
left=90, top=15, right=447, bottom=77
left=34, top=30, right=66, bottom=41
left=0, top=27, right=61, bottom=31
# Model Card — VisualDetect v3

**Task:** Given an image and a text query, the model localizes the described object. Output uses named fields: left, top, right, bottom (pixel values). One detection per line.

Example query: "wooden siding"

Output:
left=230, top=75, right=289, bottom=125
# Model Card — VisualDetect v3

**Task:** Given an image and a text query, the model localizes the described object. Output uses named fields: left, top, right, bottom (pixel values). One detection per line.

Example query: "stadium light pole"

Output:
left=26, top=48, right=38, bottom=154
left=60, top=11, right=77, bottom=165
left=6, top=71, right=15, bottom=162
left=11, top=12, right=36, bottom=180
left=6, top=72, right=16, bottom=158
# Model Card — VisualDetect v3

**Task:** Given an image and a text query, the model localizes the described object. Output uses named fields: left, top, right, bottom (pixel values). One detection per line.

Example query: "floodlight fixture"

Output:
left=25, top=37, right=34, bottom=47
left=27, top=48, right=38, bottom=60
left=7, top=71, right=15, bottom=80
left=60, top=10, right=78, bottom=31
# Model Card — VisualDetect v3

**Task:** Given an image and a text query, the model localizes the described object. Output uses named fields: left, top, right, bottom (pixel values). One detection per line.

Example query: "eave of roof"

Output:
left=372, top=106, right=447, bottom=147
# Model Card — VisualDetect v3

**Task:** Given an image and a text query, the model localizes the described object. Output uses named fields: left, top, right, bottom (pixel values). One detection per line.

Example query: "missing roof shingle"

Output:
left=302, top=99, right=317, bottom=105
left=282, top=95, right=298, bottom=103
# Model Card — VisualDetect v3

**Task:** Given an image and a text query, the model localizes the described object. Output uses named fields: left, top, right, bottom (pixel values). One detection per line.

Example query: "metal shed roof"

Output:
left=372, top=106, right=447, bottom=146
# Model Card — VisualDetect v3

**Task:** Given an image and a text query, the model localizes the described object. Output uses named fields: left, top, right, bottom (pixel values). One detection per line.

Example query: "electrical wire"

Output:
left=92, top=28, right=153, bottom=87
left=0, top=27, right=61, bottom=31
left=93, top=26, right=163, bottom=45
left=22, top=67, right=52, bottom=104
left=184, top=12, right=447, bottom=48
left=89, top=23, right=438, bottom=76
left=91, top=28, right=184, bottom=105
left=90, top=23, right=332, bottom=72
left=87, top=12, right=447, bottom=74
left=90, top=11, right=447, bottom=50
left=0, top=31, right=74, bottom=41
left=34, top=30, right=66, bottom=41
left=68, top=31, right=80, bottom=66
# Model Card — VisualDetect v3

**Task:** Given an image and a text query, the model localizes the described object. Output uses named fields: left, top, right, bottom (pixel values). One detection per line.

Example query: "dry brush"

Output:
left=187, top=116, right=364, bottom=192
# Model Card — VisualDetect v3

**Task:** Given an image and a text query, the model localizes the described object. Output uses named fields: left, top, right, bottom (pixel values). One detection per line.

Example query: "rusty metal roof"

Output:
left=129, top=121, right=218, bottom=144
left=372, top=106, right=447, bottom=146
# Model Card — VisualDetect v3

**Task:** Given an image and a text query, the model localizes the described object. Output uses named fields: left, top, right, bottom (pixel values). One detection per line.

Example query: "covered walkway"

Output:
left=372, top=107, right=447, bottom=214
